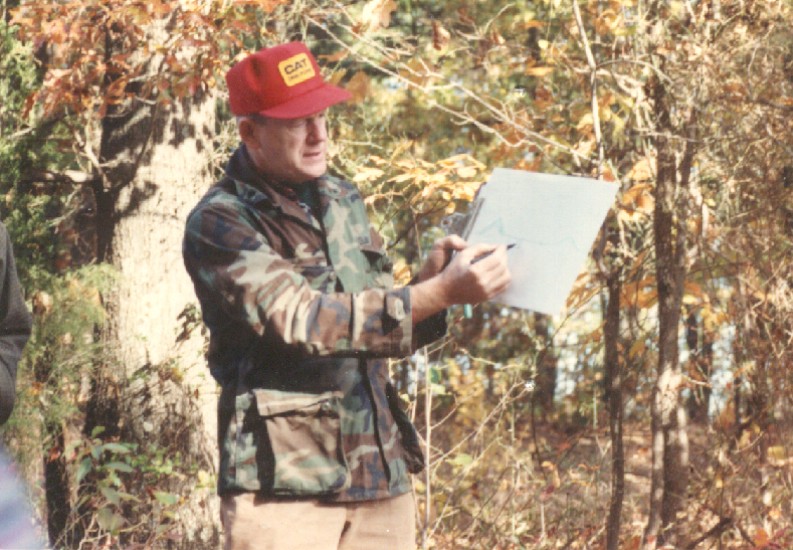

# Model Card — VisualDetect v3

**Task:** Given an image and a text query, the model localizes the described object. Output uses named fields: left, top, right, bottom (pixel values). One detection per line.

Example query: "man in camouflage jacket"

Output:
left=183, top=42, right=511, bottom=549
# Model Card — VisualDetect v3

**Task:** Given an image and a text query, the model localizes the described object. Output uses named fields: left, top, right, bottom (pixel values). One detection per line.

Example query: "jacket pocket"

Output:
left=253, top=388, right=350, bottom=495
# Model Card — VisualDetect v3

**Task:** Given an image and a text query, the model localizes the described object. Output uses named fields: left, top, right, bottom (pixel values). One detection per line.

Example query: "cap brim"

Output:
left=259, top=84, right=352, bottom=119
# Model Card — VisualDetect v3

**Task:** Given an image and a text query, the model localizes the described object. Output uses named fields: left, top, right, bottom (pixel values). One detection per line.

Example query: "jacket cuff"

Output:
left=385, top=288, right=413, bottom=355
left=414, top=309, right=447, bottom=349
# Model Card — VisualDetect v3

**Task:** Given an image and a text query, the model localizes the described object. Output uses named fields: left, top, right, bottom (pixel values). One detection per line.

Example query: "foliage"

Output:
left=60, top=426, right=214, bottom=548
left=0, top=10, right=217, bottom=548
left=10, top=0, right=288, bottom=120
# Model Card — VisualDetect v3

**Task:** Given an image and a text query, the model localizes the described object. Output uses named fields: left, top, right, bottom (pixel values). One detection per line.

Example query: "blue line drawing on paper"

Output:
left=471, top=216, right=587, bottom=253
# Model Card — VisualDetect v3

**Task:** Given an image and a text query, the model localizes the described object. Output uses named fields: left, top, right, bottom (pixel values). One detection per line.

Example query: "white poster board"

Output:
left=465, top=169, right=619, bottom=316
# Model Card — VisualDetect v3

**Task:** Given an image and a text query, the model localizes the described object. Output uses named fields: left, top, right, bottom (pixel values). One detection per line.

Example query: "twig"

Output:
left=571, top=0, right=604, bottom=175
left=304, top=14, right=591, bottom=162
left=684, top=516, right=732, bottom=549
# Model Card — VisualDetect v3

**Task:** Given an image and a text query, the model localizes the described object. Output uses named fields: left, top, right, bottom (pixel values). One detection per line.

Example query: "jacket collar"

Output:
left=224, top=144, right=351, bottom=213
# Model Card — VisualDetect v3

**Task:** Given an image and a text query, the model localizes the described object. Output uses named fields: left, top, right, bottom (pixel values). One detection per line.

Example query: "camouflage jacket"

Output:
left=182, top=146, right=446, bottom=501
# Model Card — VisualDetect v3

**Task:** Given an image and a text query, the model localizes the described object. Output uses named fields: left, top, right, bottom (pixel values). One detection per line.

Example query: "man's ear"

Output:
left=238, top=117, right=258, bottom=147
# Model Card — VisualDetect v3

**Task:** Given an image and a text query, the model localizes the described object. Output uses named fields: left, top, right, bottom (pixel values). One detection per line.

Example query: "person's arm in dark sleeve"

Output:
left=183, top=202, right=417, bottom=358
left=0, top=224, right=33, bottom=426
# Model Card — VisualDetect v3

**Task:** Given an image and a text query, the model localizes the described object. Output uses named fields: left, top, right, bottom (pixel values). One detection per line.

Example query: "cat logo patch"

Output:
left=278, top=53, right=315, bottom=87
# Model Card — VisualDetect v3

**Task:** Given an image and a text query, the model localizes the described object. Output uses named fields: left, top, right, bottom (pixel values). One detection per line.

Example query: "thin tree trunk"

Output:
left=644, top=65, right=693, bottom=546
left=534, top=313, right=557, bottom=413
left=42, top=428, right=72, bottom=546
left=686, top=313, right=714, bottom=424
left=604, top=253, right=624, bottom=550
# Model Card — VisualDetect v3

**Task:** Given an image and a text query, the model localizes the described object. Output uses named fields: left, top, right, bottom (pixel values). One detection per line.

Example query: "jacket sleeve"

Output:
left=183, top=201, right=416, bottom=359
left=0, top=224, right=33, bottom=426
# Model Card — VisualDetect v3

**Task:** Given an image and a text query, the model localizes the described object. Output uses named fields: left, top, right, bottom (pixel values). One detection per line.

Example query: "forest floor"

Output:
left=483, top=419, right=793, bottom=550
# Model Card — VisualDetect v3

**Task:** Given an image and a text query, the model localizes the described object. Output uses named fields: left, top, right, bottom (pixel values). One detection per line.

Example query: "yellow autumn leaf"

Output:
left=622, top=278, right=657, bottom=309
left=392, top=259, right=412, bottom=286
left=398, top=57, right=432, bottom=87
left=682, top=281, right=704, bottom=305
left=628, top=339, right=646, bottom=359
left=389, top=141, right=414, bottom=161
left=767, top=445, right=788, bottom=466
left=574, top=138, right=595, bottom=157
left=390, top=173, right=415, bottom=184
left=361, top=0, right=397, bottom=32
left=621, top=183, right=652, bottom=206
left=634, top=288, right=658, bottom=309
left=352, top=166, right=385, bottom=183
left=455, top=166, right=478, bottom=178
left=526, top=66, right=554, bottom=77
left=619, top=187, right=653, bottom=222
left=576, top=112, right=594, bottom=130
left=454, top=180, right=483, bottom=202
left=595, top=9, right=622, bottom=35
left=628, top=157, right=655, bottom=181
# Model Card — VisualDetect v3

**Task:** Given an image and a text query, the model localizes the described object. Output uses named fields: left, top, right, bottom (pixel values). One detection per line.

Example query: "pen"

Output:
left=471, top=243, right=516, bottom=264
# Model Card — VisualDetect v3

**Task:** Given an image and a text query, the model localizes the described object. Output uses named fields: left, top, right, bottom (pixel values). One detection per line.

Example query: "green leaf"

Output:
left=154, top=491, right=179, bottom=506
left=449, top=453, right=474, bottom=468
left=96, top=507, right=126, bottom=533
left=100, top=486, right=121, bottom=507
left=102, top=443, right=133, bottom=455
left=76, top=457, right=92, bottom=483
left=104, top=461, right=134, bottom=473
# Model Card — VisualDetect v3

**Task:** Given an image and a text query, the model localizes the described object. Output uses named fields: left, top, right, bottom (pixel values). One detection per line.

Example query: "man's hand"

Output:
left=410, top=240, right=512, bottom=323
left=415, top=235, right=467, bottom=282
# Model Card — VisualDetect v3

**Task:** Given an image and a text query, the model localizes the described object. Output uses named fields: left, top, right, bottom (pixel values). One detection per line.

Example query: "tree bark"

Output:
left=644, top=67, right=693, bottom=547
left=686, top=312, right=714, bottom=424
left=534, top=313, right=557, bottom=413
left=604, top=252, right=624, bottom=550
left=86, top=27, right=220, bottom=546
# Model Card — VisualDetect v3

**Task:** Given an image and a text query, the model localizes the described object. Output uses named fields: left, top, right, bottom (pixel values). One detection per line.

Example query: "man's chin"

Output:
left=301, top=163, right=327, bottom=180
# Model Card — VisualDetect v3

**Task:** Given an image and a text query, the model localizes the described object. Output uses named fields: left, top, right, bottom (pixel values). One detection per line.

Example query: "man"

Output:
left=182, top=41, right=511, bottom=550
left=0, top=219, right=40, bottom=549
left=0, top=221, right=33, bottom=428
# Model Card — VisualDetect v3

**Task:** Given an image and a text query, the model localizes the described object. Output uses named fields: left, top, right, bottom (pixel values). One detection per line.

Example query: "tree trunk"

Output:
left=534, top=313, right=557, bottom=413
left=604, top=255, right=624, bottom=550
left=87, top=38, right=220, bottom=545
left=686, top=312, right=714, bottom=424
left=644, top=69, right=693, bottom=547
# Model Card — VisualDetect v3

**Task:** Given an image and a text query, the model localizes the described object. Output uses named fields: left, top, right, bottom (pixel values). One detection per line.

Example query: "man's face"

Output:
left=241, top=111, right=329, bottom=184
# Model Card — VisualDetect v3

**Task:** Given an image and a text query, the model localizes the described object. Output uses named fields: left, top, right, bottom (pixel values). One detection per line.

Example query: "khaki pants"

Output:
left=220, top=492, right=416, bottom=550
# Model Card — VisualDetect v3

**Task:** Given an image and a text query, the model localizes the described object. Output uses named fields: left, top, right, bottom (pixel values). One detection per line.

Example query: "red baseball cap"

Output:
left=226, top=42, right=351, bottom=119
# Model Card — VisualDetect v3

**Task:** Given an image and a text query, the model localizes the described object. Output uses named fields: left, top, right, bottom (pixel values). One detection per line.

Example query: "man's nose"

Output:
left=307, top=117, right=327, bottom=141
